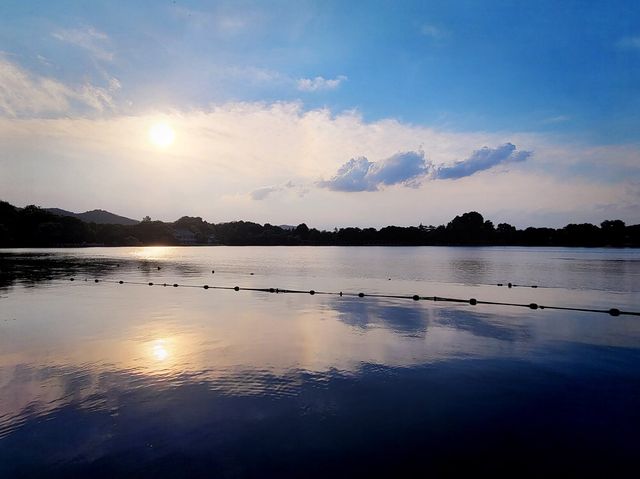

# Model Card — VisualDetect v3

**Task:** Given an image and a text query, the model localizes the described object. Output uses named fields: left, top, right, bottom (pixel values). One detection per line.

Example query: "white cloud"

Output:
left=0, top=56, right=119, bottom=116
left=0, top=101, right=637, bottom=227
left=297, top=75, right=347, bottom=92
left=52, top=26, right=114, bottom=61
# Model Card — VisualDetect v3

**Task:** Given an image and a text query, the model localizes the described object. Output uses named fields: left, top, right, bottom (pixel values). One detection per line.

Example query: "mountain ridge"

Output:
left=45, top=208, right=139, bottom=225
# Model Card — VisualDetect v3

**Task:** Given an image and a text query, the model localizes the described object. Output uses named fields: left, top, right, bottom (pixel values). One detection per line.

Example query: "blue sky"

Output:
left=1, top=0, right=639, bottom=227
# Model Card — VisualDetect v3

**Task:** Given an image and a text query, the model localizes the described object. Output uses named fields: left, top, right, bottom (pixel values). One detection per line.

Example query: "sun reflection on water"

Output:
left=132, top=246, right=176, bottom=261
left=152, top=339, right=170, bottom=361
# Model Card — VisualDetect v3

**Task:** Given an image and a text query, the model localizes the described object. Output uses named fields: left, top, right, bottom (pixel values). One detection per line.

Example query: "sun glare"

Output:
left=149, top=123, right=175, bottom=148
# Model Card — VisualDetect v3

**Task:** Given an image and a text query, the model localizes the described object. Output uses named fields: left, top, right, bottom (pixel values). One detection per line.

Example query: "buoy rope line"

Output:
left=66, top=277, right=640, bottom=317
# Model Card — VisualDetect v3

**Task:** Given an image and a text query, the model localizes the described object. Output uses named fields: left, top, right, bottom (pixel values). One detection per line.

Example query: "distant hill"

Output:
left=46, top=208, right=139, bottom=225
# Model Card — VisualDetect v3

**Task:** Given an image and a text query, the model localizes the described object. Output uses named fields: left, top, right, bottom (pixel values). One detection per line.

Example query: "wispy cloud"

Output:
left=617, top=36, right=640, bottom=50
left=250, top=181, right=307, bottom=201
left=434, top=143, right=531, bottom=180
left=251, top=185, right=281, bottom=200
left=0, top=56, right=119, bottom=116
left=541, top=115, right=570, bottom=124
left=52, top=26, right=114, bottom=61
left=297, top=75, right=347, bottom=92
left=420, top=24, right=449, bottom=40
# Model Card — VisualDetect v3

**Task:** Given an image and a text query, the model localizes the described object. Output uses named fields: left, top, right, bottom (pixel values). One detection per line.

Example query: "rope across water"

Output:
left=67, top=277, right=640, bottom=317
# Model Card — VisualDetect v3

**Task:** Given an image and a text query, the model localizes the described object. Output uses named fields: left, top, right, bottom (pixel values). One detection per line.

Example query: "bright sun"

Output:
left=149, top=123, right=175, bottom=148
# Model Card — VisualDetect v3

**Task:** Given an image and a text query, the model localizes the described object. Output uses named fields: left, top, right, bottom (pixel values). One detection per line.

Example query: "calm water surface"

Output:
left=1, top=246, right=639, bottom=477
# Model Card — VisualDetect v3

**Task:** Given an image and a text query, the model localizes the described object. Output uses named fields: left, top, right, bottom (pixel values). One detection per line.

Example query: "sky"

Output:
left=0, top=0, right=639, bottom=229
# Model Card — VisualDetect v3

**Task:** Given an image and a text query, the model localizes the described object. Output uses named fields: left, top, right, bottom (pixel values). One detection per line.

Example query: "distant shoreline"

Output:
left=2, top=201, right=639, bottom=248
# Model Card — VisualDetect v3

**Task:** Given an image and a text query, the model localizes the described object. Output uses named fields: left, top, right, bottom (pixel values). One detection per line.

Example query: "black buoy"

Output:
left=250, top=273, right=254, bottom=275
left=412, top=295, right=420, bottom=301
left=269, top=288, right=275, bottom=293
left=310, top=290, right=315, bottom=295
left=157, top=266, right=161, bottom=270
left=149, top=282, right=153, bottom=286
left=529, top=303, right=538, bottom=310
left=469, top=298, right=477, bottom=305
left=234, top=286, right=240, bottom=291
left=203, top=285, right=209, bottom=289
left=70, top=278, right=75, bottom=281
left=212, top=270, right=215, bottom=274
left=163, top=283, right=167, bottom=287
left=119, top=280, right=123, bottom=284
left=173, top=283, right=178, bottom=287
left=358, top=292, right=365, bottom=298
left=497, top=283, right=503, bottom=286
left=339, top=291, right=343, bottom=296
left=508, top=282, right=512, bottom=288
left=532, top=285, right=538, bottom=288
left=609, top=308, right=621, bottom=317
left=94, top=279, right=99, bottom=283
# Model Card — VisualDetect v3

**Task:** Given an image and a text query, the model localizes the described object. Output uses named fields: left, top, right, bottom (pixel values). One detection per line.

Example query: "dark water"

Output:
left=1, top=247, right=639, bottom=477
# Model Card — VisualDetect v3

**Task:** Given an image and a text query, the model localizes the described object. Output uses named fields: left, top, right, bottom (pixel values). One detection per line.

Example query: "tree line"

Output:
left=1, top=200, right=638, bottom=247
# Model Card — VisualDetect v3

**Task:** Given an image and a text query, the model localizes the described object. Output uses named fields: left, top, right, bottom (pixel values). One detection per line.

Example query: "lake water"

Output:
left=1, top=246, right=639, bottom=477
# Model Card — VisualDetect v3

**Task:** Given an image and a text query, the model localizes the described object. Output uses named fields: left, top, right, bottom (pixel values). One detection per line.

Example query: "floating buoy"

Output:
left=508, top=283, right=513, bottom=288
left=149, top=282, right=153, bottom=286
left=70, top=278, right=75, bottom=281
left=157, top=266, right=161, bottom=270
left=310, top=290, right=315, bottom=295
left=94, top=279, right=99, bottom=283
left=339, top=291, right=343, bottom=296
left=529, top=303, right=538, bottom=309
left=609, top=308, right=621, bottom=316
left=412, top=295, right=420, bottom=301
left=203, top=285, right=209, bottom=289
left=173, top=283, right=178, bottom=287
left=269, top=288, right=275, bottom=293
left=497, top=283, right=503, bottom=286
left=250, top=273, right=254, bottom=275
left=469, top=298, right=477, bottom=305
left=212, top=270, right=215, bottom=274
left=119, top=280, right=123, bottom=284
left=234, top=286, right=239, bottom=291
left=358, top=292, right=365, bottom=298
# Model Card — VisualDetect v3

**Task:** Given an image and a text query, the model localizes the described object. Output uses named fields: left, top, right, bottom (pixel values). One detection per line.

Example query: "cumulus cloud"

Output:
left=0, top=57, right=119, bottom=116
left=52, top=26, right=114, bottom=61
left=319, top=144, right=532, bottom=192
left=434, top=143, right=531, bottom=180
left=297, top=75, right=347, bottom=92
left=318, top=151, right=429, bottom=192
